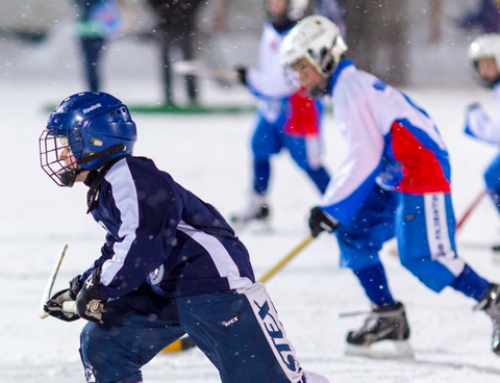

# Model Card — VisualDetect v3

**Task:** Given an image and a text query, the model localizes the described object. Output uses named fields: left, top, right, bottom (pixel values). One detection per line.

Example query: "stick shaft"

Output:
left=456, top=190, right=486, bottom=232
left=257, top=235, right=315, bottom=284
left=39, top=244, right=68, bottom=319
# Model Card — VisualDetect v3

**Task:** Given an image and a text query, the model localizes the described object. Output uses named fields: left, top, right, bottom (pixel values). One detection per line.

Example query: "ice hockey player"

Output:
left=39, top=92, right=330, bottom=383
left=232, top=0, right=331, bottom=225
left=280, top=15, right=500, bottom=357
left=464, top=33, right=500, bottom=257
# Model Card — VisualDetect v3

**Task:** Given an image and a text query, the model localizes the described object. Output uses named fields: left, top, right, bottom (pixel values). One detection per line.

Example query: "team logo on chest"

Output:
left=148, top=264, right=165, bottom=285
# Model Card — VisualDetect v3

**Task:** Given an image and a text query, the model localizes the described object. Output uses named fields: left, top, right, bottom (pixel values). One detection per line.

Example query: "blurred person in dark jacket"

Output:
left=73, top=0, right=123, bottom=91
left=146, top=0, right=204, bottom=105
left=461, top=0, right=500, bottom=34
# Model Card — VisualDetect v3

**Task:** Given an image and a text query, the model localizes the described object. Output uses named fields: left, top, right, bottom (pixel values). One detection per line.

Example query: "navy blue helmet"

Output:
left=39, top=92, right=137, bottom=186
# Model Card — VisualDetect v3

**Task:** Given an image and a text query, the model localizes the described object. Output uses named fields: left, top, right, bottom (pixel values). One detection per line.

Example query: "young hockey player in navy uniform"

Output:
left=280, top=15, right=500, bottom=357
left=464, top=34, right=500, bottom=256
left=232, top=0, right=331, bottom=224
left=39, top=92, right=330, bottom=383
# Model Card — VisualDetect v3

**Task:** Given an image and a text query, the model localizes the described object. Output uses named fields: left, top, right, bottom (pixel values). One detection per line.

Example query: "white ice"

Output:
left=2, top=44, right=500, bottom=383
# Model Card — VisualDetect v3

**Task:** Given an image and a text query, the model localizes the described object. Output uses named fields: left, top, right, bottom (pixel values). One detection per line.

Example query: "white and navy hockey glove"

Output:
left=309, top=207, right=338, bottom=238
left=44, top=275, right=82, bottom=322
left=76, top=269, right=107, bottom=325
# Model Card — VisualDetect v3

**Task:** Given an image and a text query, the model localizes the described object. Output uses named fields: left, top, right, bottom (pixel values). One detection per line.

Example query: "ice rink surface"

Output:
left=2, top=74, right=500, bottom=382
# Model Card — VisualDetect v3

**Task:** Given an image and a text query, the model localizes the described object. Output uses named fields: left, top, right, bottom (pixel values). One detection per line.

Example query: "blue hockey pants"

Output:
left=335, top=184, right=467, bottom=293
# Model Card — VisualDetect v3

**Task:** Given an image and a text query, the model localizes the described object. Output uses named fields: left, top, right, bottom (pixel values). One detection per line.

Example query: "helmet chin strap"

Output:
left=310, top=77, right=331, bottom=98
left=76, top=144, right=125, bottom=168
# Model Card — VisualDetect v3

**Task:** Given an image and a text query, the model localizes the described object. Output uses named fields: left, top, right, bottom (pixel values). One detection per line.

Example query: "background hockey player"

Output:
left=280, top=15, right=500, bottom=357
left=464, top=33, right=500, bottom=256
left=232, top=0, right=331, bottom=225
left=39, top=92, right=330, bottom=383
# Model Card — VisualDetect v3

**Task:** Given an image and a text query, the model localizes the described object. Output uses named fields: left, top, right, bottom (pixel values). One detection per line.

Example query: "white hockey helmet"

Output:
left=280, top=15, right=347, bottom=77
left=468, top=34, right=500, bottom=65
left=468, top=34, right=500, bottom=87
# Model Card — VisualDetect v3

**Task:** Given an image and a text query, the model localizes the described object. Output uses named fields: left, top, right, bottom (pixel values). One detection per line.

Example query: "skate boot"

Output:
left=345, top=302, right=414, bottom=358
left=231, top=194, right=270, bottom=225
left=474, top=283, right=500, bottom=355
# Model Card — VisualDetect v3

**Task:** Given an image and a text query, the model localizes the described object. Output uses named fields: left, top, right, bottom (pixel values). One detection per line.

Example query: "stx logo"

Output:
left=255, top=300, right=298, bottom=372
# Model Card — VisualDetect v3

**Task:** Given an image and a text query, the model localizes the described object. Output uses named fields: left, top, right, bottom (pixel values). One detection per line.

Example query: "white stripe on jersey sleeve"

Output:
left=178, top=221, right=253, bottom=290
left=100, top=158, right=139, bottom=286
left=321, top=69, right=385, bottom=208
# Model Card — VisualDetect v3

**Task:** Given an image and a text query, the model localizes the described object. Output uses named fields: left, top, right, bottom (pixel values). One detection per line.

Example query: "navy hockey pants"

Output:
left=335, top=184, right=469, bottom=293
left=79, top=283, right=307, bottom=383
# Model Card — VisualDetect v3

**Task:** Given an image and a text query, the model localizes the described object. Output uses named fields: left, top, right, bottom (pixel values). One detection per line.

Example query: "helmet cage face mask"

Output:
left=39, top=127, right=83, bottom=187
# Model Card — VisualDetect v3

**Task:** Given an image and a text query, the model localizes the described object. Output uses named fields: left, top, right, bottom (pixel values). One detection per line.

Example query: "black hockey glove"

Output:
left=235, top=66, right=248, bottom=86
left=309, top=207, right=338, bottom=238
left=76, top=269, right=107, bottom=325
left=44, top=275, right=83, bottom=322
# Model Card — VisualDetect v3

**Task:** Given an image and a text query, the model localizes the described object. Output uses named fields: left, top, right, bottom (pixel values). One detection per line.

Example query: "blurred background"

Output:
left=0, top=0, right=493, bottom=105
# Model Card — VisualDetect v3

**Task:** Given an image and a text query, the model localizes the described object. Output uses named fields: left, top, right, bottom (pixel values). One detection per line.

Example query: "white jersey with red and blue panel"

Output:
left=246, top=22, right=323, bottom=134
left=464, top=83, right=500, bottom=143
left=246, top=22, right=296, bottom=124
left=320, top=59, right=451, bottom=225
left=85, top=156, right=255, bottom=299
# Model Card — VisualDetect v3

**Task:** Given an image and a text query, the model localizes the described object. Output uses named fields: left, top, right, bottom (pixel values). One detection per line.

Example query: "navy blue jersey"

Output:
left=85, top=156, right=255, bottom=298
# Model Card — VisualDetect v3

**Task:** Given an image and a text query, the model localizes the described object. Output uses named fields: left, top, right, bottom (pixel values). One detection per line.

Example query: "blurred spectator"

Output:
left=343, top=0, right=408, bottom=86
left=428, top=0, right=442, bottom=45
left=460, top=0, right=500, bottom=33
left=73, top=0, right=124, bottom=91
left=146, top=0, right=205, bottom=105
left=212, top=0, right=232, bottom=34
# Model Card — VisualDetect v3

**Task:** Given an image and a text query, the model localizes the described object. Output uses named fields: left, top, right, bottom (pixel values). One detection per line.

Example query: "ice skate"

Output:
left=230, top=194, right=272, bottom=232
left=474, top=283, right=500, bottom=355
left=344, top=302, right=414, bottom=359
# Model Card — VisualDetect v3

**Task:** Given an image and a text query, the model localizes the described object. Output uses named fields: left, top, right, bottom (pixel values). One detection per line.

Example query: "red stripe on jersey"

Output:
left=284, top=90, right=320, bottom=137
left=391, top=122, right=451, bottom=194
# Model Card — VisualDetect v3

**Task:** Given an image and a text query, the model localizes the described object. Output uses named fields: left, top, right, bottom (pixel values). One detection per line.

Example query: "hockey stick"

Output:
left=39, top=244, right=68, bottom=319
left=455, top=189, right=486, bottom=231
left=257, top=234, right=315, bottom=283
left=390, top=189, right=487, bottom=256
left=161, top=234, right=316, bottom=353
left=172, top=60, right=237, bottom=79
